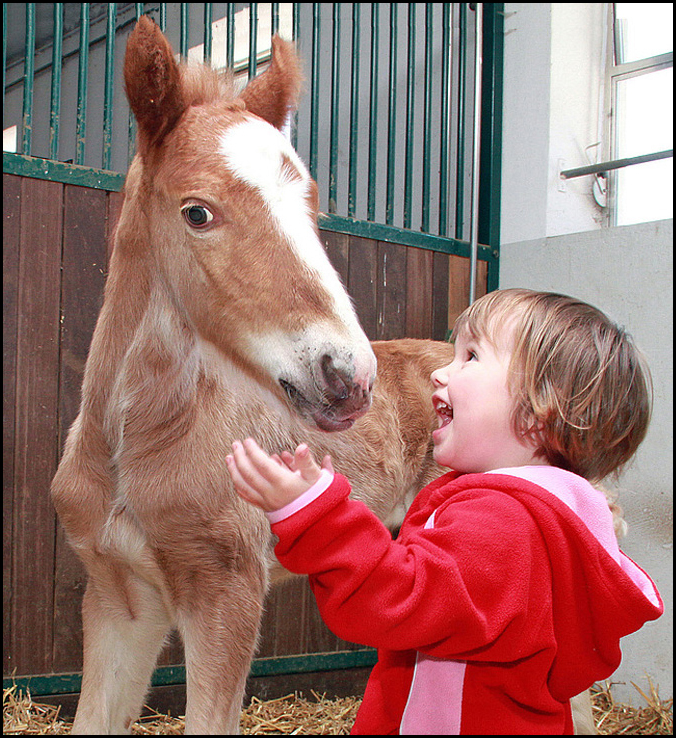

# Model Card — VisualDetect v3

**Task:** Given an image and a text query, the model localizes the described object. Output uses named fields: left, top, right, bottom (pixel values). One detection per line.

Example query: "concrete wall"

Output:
left=501, top=3, right=672, bottom=704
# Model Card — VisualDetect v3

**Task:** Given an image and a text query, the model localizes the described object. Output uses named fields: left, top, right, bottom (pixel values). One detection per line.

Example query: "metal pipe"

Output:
left=329, top=4, right=340, bottom=213
left=49, top=3, right=64, bottom=161
left=348, top=3, right=360, bottom=218
left=560, top=149, right=673, bottom=179
left=438, top=3, right=451, bottom=236
left=367, top=3, right=380, bottom=222
left=22, top=3, right=36, bottom=156
left=468, top=2, right=483, bottom=306
left=386, top=4, right=398, bottom=226
left=421, top=4, right=433, bottom=233
left=102, top=3, right=116, bottom=170
left=455, top=3, right=467, bottom=240
left=204, top=4, right=213, bottom=64
left=248, top=3, right=258, bottom=79
left=75, top=4, right=90, bottom=166
left=403, top=4, right=416, bottom=230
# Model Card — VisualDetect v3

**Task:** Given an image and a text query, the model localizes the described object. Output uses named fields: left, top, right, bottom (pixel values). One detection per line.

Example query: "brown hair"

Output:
left=452, top=289, right=653, bottom=483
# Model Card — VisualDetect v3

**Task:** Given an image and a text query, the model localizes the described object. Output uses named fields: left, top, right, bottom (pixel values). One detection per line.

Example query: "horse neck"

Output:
left=80, top=169, right=190, bottom=425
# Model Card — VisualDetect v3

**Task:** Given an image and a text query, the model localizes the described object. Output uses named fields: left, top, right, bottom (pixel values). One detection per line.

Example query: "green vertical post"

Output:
left=403, top=4, right=416, bottom=230
left=309, top=4, right=320, bottom=179
left=367, top=3, right=379, bottom=222
left=226, top=4, right=235, bottom=69
left=75, top=4, right=90, bottom=166
left=479, top=3, right=504, bottom=293
left=204, top=4, right=213, bottom=64
left=49, top=3, right=64, bottom=161
left=180, top=3, right=189, bottom=59
left=386, top=4, right=397, bottom=226
left=421, top=4, right=433, bottom=233
left=347, top=3, right=360, bottom=218
left=328, top=4, right=340, bottom=213
left=455, top=3, right=467, bottom=240
left=102, top=3, right=117, bottom=170
left=248, top=3, right=258, bottom=79
left=21, top=3, right=36, bottom=156
left=438, top=3, right=451, bottom=236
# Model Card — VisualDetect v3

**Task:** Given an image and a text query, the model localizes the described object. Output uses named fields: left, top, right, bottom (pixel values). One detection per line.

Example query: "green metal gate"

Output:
left=3, top=2, right=502, bottom=290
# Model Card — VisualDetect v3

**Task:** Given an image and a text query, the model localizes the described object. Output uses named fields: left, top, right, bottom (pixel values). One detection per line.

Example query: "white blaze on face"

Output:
left=219, top=118, right=359, bottom=329
left=219, top=117, right=376, bottom=406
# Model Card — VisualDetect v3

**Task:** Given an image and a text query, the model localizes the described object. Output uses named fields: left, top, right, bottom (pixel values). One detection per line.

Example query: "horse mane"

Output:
left=179, top=62, right=239, bottom=108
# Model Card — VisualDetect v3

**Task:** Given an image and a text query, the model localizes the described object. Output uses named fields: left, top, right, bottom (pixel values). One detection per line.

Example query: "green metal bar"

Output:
left=3, top=152, right=125, bottom=191
left=226, top=3, right=235, bottom=69
left=421, top=4, right=433, bottom=233
left=49, top=3, right=64, bottom=161
left=479, top=3, right=504, bottom=293
left=386, top=4, right=397, bottom=226
left=3, top=4, right=7, bottom=110
left=203, top=4, right=213, bottom=64
left=2, top=649, right=379, bottom=698
left=271, top=3, right=280, bottom=36
left=367, top=3, right=379, bottom=222
left=21, top=3, right=36, bottom=155
left=75, top=4, right=90, bottom=166
left=328, top=4, right=340, bottom=213
left=455, top=3, right=467, bottom=240
left=468, top=2, right=483, bottom=305
left=309, top=4, right=320, bottom=179
left=319, top=212, right=495, bottom=261
left=403, top=4, right=416, bottom=229
left=180, top=3, right=189, bottom=59
left=291, top=3, right=300, bottom=149
left=159, top=3, right=167, bottom=32
left=438, top=4, right=451, bottom=236
left=347, top=3, right=360, bottom=218
left=248, top=3, right=258, bottom=79
left=102, top=4, right=117, bottom=170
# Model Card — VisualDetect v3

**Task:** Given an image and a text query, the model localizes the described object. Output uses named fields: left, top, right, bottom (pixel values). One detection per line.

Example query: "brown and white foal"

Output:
left=52, top=16, right=454, bottom=734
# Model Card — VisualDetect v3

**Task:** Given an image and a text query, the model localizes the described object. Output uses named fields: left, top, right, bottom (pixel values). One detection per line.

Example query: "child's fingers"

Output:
left=225, top=453, right=266, bottom=506
left=293, top=444, right=323, bottom=484
left=321, top=455, right=335, bottom=474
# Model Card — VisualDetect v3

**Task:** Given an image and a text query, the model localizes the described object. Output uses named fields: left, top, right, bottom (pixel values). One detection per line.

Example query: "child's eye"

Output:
left=466, top=349, right=478, bottom=361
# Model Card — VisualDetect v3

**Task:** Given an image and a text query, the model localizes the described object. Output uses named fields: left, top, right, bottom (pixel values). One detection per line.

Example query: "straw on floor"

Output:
left=3, top=679, right=672, bottom=734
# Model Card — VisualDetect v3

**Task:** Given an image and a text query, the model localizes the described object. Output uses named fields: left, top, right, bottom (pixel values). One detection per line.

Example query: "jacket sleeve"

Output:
left=271, top=473, right=553, bottom=659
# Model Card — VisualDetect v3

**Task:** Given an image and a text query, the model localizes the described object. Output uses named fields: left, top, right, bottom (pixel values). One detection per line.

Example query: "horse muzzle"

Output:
left=280, top=351, right=375, bottom=432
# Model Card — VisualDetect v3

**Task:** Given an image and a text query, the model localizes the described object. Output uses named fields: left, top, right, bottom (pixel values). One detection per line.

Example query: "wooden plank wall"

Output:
left=3, top=173, right=486, bottom=680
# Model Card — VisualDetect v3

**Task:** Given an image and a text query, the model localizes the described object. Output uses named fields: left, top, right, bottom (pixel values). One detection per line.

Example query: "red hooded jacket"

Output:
left=269, top=466, right=663, bottom=735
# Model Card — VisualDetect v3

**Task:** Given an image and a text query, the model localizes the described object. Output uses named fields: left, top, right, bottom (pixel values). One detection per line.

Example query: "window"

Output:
left=610, top=3, right=673, bottom=226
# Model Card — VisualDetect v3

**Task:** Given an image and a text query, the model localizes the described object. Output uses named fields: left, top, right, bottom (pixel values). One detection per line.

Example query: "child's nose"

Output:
left=431, top=364, right=451, bottom=387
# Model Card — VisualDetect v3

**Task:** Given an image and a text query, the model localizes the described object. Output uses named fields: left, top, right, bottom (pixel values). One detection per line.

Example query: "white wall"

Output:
left=500, top=3, right=673, bottom=705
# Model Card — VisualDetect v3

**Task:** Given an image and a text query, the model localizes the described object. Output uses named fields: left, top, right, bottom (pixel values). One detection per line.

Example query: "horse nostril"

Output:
left=320, top=354, right=350, bottom=401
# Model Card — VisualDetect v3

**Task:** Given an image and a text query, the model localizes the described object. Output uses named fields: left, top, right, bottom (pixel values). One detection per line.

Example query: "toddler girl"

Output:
left=226, top=288, right=663, bottom=735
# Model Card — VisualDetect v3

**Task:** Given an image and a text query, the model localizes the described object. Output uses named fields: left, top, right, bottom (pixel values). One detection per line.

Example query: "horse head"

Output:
left=121, top=16, right=376, bottom=431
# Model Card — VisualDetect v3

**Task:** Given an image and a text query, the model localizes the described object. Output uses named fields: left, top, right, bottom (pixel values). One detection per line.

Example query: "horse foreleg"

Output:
left=72, top=570, right=172, bottom=734
left=177, top=570, right=266, bottom=735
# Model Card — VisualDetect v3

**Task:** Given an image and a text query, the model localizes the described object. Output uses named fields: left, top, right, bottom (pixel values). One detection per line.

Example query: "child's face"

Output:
left=431, top=327, right=542, bottom=473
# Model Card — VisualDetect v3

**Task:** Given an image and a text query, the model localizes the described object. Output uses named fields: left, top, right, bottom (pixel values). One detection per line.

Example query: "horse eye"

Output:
left=182, top=204, right=214, bottom=228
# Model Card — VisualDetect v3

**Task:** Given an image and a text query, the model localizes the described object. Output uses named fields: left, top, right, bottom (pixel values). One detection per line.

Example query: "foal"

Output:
left=52, top=17, right=453, bottom=733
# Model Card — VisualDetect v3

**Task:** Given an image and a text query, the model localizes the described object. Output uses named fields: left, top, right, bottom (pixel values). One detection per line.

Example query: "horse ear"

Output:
left=124, top=15, right=186, bottom=157
left=240, top=36, right=303, bottom=130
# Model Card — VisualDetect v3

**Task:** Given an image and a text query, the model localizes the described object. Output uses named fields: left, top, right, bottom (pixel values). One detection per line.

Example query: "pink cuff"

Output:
left=265, top=469, right=335, bottom=524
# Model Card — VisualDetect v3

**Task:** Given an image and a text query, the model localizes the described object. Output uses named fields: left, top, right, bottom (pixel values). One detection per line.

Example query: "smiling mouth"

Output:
left=433, top=396, right=454, bottom=427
